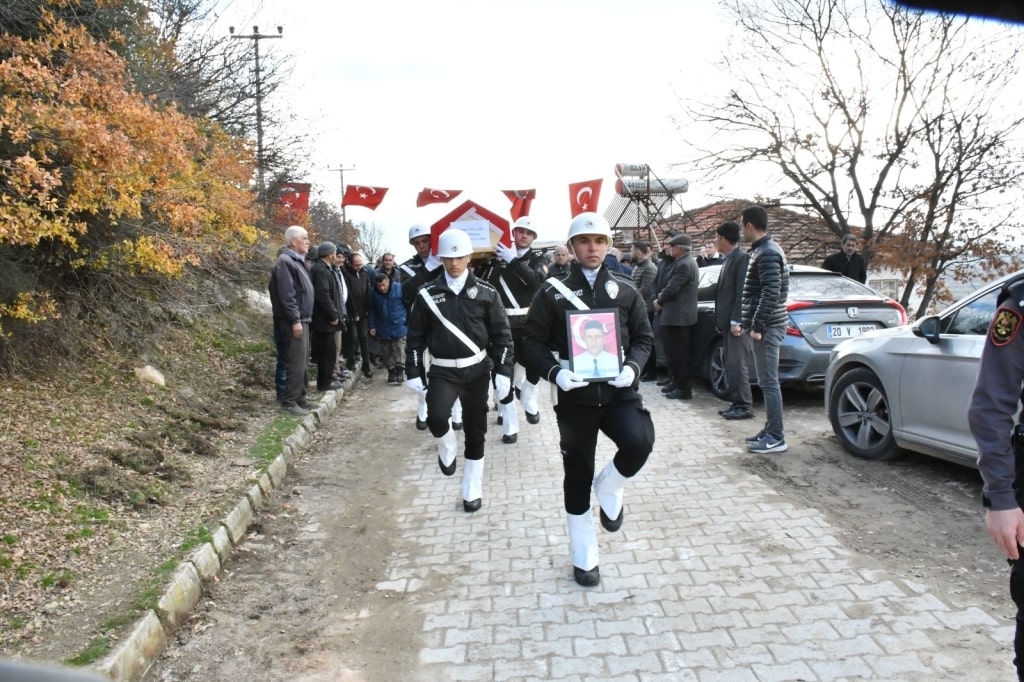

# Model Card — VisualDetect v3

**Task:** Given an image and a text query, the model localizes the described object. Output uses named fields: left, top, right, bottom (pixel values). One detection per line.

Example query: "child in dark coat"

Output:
left=367, top=273, right=409, bottom=385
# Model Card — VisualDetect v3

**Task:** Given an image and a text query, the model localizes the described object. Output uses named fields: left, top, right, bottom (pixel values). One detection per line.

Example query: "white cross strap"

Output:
left=418, top=287, right=484, bottom=356
left=546, top=277, right=589, bottom=311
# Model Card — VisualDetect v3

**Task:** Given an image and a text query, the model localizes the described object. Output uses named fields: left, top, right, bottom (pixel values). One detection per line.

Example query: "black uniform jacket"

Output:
left=475, top=247, right=548, bottom=329
left=405, top=272, right=514, bottom=384
left=520, top=263, right=653, bottom=407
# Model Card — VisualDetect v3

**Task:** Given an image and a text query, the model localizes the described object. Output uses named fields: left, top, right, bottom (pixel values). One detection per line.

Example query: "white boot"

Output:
left=461, top=457, right=484, bottom=512
left=520, top=379, right=540, bottom=423
left=567, top=512, right=600, bottom=586
left=593, top=461, right=627, bottom=532
left=417, top=391, right=428, bottom=425
left=436, top=428, right=457, bottom=476
left=499, top=399, right=519, bottom=440
left=451, top=398, right=463, bottom=429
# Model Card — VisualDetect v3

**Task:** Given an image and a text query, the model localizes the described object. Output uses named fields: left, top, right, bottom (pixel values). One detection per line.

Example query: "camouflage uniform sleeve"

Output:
left=968, top=298, right=1024, bottom=511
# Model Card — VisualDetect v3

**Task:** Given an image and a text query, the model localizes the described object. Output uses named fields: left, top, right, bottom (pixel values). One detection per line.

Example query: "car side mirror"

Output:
left=913, top=315, right=942, bottom=345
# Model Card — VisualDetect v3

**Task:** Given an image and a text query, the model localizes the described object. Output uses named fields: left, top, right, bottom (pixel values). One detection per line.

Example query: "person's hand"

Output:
left=494, top=242, right=516, bottom=264
left=986, top=508, right=1024, bottom=559
left=555, top=369, right=587, bottom=392
left=292, top=322, right=303, bottom=338
left=730, top=323, right=742, bottom=337
left=750, top=330, right=762, bottom=341
left=608, top=366, right=635, bottom=388
left=404, top=377, right=427, bottom=394
left=369, top=328, right=376, bottom=337
left=494, top=374, right=512, bottom=401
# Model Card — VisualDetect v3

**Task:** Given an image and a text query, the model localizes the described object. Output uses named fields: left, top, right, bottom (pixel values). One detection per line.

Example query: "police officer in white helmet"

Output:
left=405, top=228, right=514, bottom=512
left=475, top=215, right=549, bottom=443
left=399, top=224, right=444, bottom=428
left=520, top=213, right=655, bottom=586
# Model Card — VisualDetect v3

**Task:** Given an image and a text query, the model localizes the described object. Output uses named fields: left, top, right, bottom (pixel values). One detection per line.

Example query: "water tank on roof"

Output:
left=614, top=163, right=650, bottom=177
left=615, top=177, right=689, bottom=196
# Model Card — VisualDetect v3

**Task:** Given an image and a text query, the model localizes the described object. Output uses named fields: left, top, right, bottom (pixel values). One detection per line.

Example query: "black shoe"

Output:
left=463, top=498, right=482, bottom=512
left=362, top=367, right=373, bottom=379
left=386, top=368, right=396, bottom=384
left=600, top=507, right=623, bottom=532
left=452, top=421, right=463, bottom=431
left=660, top=384, right=677, bottom=394
left=665, top=388, right=693, bottom=400
left=502, top=433, right=518, bottom=444
left=525, top=411, right=540, bottom=425
left=297, top=398, right=316, bottom=409
left=318, top=381, right=342, bottom=391
left=640, top=373, right=658, bottom=382
left=718, top=404, right=738, bottom=416
left=339, top=369, right=353, bottom=381
left=722, top=406, right=754, bottom=420
left=656, top=376, right=673, bottom=386
left=416, top=418, right=428, bottom=431
left=438, top=456, right=456, bottom=476
left=573, top=566, right=600, bottom=587
left=280, top=402, right=309, bottom=416
left=497, top=415, right=503, bottom=425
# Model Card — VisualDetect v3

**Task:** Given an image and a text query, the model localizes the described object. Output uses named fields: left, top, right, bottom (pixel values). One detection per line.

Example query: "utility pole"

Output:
left=230, top=25, right=283, bottom=218
left=329, top=164, right=356, bottom=229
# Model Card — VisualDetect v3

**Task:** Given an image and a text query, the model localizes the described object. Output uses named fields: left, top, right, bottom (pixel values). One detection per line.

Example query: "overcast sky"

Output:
left=208, top=0, right=744, bottom=258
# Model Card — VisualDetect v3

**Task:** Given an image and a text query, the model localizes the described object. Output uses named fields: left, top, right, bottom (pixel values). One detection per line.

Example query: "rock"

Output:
left=134, top=365, right=166, bottom=387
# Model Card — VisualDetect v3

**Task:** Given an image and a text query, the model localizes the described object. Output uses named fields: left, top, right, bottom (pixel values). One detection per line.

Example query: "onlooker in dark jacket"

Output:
left=821, top=234, right=867, bottom=283
left=698, top=222, right=753, bottom=419
left=653, top=234, right=699, bottom=399
left=269, top=225, right=314, bottom=415
left=741, top=205, right=790, bottom=454
left=310, top=242, right=345, bottom=392
left=368, top=273, right=408, bottom=385
left=630, top=240, right=659, bottom=380
left=343, top=251, right=373, bottom=379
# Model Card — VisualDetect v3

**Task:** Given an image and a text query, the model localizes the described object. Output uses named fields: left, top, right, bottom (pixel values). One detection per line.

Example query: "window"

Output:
left=941, top=289, right=1000, bottom=336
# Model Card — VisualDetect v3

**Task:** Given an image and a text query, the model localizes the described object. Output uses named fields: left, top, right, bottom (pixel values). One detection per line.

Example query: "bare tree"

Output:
left=681, top=0, right=1024, bottom=315
left=355, top=222, right=387, bottom=266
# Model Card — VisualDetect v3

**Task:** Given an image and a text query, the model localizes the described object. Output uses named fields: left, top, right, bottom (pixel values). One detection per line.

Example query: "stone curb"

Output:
left=92, top=377, right=355, bottom=681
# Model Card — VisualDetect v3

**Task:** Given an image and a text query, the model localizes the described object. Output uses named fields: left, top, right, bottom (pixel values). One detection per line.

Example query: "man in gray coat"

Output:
left=698, top=222, right=753, bottom=419
left=270, top=225, right=314, bottom=416
left=653, top=234, right=699, bottom=399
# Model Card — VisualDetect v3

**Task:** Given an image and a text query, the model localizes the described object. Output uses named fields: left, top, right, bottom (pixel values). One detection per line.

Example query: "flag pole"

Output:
left=330, top=164, right=356, bottom=228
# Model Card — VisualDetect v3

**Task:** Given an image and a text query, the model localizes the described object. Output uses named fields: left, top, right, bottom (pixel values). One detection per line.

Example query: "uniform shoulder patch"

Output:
left=990, top=306, right=1022, bottom=346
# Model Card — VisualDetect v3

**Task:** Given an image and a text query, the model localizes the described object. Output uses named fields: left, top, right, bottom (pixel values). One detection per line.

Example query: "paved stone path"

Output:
left=375, top=386, right=1009, bottom=681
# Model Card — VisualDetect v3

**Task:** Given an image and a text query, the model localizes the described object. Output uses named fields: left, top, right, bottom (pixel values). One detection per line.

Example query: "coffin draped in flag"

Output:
left=568, top=178, right=602, bottom=218
left=416, top=188, right=462, bottom=208
left=501, top=189, right=536, bottom=222
left=342, top=185, right=388, bottom=210
left=430, top=200, right=511, bottom=259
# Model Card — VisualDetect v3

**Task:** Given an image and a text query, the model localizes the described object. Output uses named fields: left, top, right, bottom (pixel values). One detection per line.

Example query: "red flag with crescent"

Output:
left=501, top=189, right=536, bottom=222
left=276, top=182, right=311, bottom=213
left=416, top=188, right=462, bottom=208
left=568, top=178, right=602, bottom=218
left=342, top=185, right=388, bottom=210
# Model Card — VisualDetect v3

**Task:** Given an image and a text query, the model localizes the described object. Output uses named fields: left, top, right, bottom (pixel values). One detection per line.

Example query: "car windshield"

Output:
left=788, top=273, right=880, bottom=301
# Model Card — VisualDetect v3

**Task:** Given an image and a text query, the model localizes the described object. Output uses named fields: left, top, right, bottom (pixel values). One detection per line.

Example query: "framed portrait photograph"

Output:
left=566, top=308, right=623, bottom=381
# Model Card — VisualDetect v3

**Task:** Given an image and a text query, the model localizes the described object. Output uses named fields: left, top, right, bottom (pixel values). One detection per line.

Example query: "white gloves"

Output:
left=405, top=377, right=427, bottom=394
left=555, top=369, right=587, bottom=392
left=494, top=242, right=516, bottom=264
left=494, top=374, right=511, bottom=401
left=608, top=366, right=636, bottom=388
left=424, top=253, right=442, bottom=271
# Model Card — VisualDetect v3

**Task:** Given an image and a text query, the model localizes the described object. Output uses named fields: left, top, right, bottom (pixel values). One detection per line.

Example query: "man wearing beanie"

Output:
left=310, top=241, right=344, bottom=392
left=699, top=222, right=754, bottom=419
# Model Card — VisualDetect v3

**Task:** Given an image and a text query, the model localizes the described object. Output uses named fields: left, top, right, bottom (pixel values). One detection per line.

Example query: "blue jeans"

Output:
left=751, top=325, right=785, bottom=439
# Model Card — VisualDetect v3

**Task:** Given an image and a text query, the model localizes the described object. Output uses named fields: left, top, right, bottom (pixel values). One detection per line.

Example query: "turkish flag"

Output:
left=342, top=185, right=388, bottom=210
left=568, top=178, right=602, bottom=217
left=502, top=189, right=536, bottom=222
left=276, top=182, right=311, bottom=213
left=416, top=188, right=462, bottom=208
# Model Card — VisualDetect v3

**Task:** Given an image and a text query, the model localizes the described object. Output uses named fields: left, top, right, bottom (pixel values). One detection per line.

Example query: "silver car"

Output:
left=825, top=269, right=1024, bottom=467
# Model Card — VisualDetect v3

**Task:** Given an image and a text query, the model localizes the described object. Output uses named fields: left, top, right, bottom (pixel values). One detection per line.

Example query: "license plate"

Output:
left=827, top=324, right=877, bottom=339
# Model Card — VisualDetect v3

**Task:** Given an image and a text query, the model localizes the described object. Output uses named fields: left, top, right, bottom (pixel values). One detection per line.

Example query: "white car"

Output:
left=824, top=269, right=1024, bottom=467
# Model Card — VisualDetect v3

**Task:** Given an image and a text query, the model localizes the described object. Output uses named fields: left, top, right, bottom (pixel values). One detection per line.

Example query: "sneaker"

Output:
left=745, top=430, right=767, bottom=445
left=747, top=435, right=788, bottom=454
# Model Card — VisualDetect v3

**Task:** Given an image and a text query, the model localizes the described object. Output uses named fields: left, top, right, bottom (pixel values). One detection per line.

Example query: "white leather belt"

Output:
left=431, top=349, right=487, bottom=368
left=506, top=308, right=529, bottom=316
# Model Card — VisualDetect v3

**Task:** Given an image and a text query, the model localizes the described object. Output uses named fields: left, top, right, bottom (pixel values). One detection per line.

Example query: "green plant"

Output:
left=249, top=417, right=296, bottom=469
left=67, top=636, right=109, bottom=666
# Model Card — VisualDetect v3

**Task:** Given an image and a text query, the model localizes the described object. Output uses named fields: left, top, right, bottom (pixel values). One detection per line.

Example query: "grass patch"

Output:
left=249, top=416, right=299, bottom=469
left=40, top=570, right=74, bottom=588
left=67, top=636, right=109, bottom=666
left=179, top=525, right=214, bottom=554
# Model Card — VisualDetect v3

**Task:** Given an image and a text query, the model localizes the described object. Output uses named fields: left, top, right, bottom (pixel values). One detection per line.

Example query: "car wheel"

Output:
left=828, top=367, right=900, bottom=461
left=707, top=339, right=730, bottom=400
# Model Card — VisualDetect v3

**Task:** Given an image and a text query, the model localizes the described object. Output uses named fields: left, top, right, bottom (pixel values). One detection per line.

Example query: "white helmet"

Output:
left=408, top=224, right=430, bottom=242
left=567, top=212, right=612, bottom=241
left=512, top=216, right=537, bottom=236
left=437, top=228, right=473, bottom=258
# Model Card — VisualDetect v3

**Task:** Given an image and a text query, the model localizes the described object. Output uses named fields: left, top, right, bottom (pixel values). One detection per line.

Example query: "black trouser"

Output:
left=343, top=317, right=370, bottom=372
left=1010, top=553, right=1024, bottom=680
left=661, top=323, right=696, bottom=391
left=310, top=330, right=338, bottom=389
left=642, top=312, right=657, bottom=376
left=554, top=392, right=655, bottom=514
left=426, top=372, right=489, bottom=460
left=277, top=319, right=309, bottom=406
